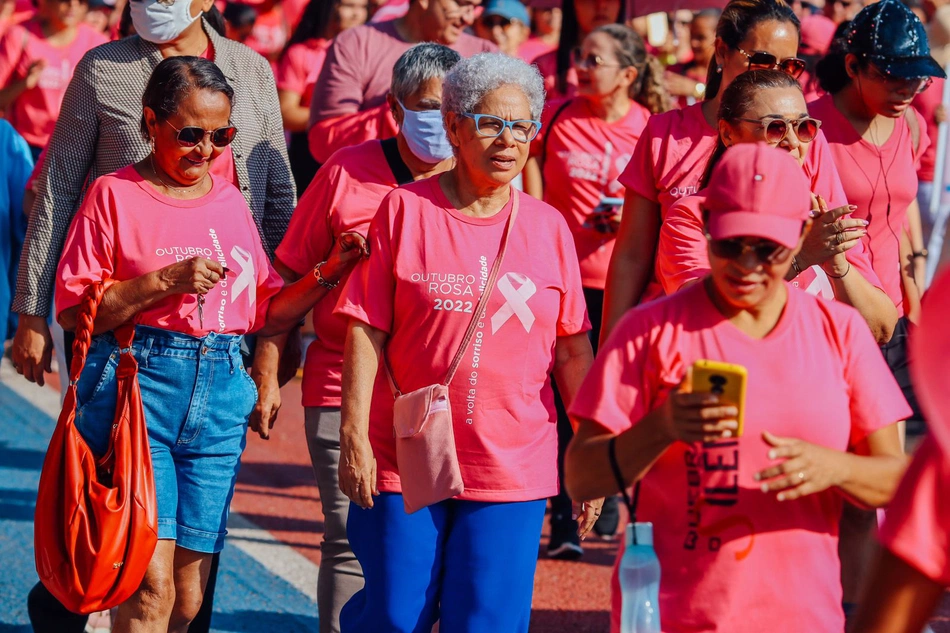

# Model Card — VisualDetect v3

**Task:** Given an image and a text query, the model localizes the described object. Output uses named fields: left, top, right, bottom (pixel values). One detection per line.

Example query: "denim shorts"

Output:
left=74, top=325, right=258, bottom=553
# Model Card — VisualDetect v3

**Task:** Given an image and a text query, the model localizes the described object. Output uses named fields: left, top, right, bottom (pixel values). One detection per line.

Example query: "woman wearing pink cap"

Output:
left=658, top=70, right=898, bottom=345
left=566, top=144, right=909, bottom=633
left=602, top=0, right=826, bottom=338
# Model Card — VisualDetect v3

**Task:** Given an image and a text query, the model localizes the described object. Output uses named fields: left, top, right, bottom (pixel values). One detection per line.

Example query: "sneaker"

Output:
left=547, top=521, right=583, bottom=560
left=593, top=495, right=620, bottom=539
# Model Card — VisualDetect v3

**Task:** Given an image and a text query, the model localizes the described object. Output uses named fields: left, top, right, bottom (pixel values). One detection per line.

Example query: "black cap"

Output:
left=846, top=0, right=946, bottom=79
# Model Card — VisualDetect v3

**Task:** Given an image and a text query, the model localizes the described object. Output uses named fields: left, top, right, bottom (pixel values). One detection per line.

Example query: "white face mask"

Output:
left=130, top=0, right=201, bottom=44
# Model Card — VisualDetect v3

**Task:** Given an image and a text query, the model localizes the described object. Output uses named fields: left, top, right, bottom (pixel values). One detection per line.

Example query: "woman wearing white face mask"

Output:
left=272, top=43, right=459, bottom=633
left=19, top=0, right=294, bottom=632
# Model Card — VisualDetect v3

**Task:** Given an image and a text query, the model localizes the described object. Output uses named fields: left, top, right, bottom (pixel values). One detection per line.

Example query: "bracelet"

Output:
left=312, top=261, right=338, bottom=290
left=912, top=249, right=929, bottom=259
left=791, top=256, right=803, bottom=278
left=825, top=263, right=851, bottom=279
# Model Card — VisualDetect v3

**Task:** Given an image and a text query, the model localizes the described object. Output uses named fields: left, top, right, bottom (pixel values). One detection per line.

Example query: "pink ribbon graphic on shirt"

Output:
left=229, top=245, right=256, bottom=306
left=490, top=272, right=537, bottom=334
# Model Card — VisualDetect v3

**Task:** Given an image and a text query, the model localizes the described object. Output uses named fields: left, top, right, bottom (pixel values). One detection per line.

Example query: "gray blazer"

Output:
left=13, top=20, right=296, bottom=317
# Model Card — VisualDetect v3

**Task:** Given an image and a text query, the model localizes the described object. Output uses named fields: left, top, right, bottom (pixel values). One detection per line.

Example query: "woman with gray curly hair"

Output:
left=335, top=52, right=598, bottom=632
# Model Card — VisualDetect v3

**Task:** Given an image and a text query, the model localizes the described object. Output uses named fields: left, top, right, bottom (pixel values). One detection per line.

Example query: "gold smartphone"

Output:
left=691, top=360, right=748, bottom=437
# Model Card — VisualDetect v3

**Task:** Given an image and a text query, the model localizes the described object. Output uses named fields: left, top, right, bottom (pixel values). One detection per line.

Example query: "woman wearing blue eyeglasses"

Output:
left=335, top=52, right=596, bottom=633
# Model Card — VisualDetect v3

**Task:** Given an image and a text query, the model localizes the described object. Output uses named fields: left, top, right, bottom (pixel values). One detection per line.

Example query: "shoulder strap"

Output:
left=380, top=137, right=414, bottom=186
left=904, top=107, right=921, bottom=156
left=385, top=190, right=520, bottom=395
left=540, top=99, right=574, bottom=166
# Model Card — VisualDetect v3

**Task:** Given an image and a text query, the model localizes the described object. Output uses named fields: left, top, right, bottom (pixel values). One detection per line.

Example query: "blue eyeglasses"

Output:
left=461, top=113, right=542, bottom=143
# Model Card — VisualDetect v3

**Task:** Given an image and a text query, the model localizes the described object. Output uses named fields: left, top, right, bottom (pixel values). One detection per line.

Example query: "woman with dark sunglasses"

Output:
left=658, top=70, right=898, bottom=346
left=52, top=56, right=358, bottom=632
left=566, top=142, right=908, bottom=633
left=812, top=0, right=945, bottom=425
left=601, top=0, right=831, bottom=341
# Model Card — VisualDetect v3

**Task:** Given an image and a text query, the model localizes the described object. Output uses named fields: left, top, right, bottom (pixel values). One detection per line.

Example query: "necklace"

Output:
left=149, top=154, right=205, bottom=195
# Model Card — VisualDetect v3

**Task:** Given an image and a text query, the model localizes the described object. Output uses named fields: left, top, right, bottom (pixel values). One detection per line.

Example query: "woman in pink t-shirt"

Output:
left=523, top=22, right=669, bottom=555
left=533, top=0, right=622, bottom=100
left=0, top=0, right=107, bottom=156
left=659, top=69, right=898, bottom=345
left=335, top=53, right=594, bottom=632
left=602, top=0, right=807, bottom=338
left=567, top=143, right=909, bottom=633
left=53, top=57, right=359, bottom=630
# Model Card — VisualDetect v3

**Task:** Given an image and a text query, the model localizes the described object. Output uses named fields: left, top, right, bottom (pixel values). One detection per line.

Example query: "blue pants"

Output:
left=341, top=494, right=546, bottom=633
left=74, top=325, right=258, bottom=553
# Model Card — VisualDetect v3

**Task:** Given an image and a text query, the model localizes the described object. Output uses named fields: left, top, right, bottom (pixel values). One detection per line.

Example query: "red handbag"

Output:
left=33, top=282, right=158, bottom=614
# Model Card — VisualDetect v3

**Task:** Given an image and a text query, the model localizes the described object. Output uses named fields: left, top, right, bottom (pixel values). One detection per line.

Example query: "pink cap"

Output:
left=911, top=269, right=950, bottom=451
left=800, top=15, right=837, bottom=56
left=704, top=143, right=812, bottom=249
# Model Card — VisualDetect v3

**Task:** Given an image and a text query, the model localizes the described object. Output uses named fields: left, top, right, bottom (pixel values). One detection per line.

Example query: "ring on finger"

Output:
left=797, top=471, right=806, bottom=481
left=835, top=232, right=843, bottom=245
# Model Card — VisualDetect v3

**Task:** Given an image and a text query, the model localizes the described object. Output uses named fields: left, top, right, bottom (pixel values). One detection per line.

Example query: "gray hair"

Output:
left=441, top=53, right=546, bottom=121
left=390, top=43, right=462, bottom=103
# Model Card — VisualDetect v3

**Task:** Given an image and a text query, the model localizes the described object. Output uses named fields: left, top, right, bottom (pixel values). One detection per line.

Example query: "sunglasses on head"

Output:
left=163, top=120, right=238, bottom=148
left=706, top=234, right=792, bottom=264
left=737, top=116, right=822, bottom=144
left=736, top=48, right=807, bottom=79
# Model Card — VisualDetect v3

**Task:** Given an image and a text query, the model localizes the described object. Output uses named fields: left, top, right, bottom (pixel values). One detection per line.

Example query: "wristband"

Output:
left=791, top=256, right=803, bottom=278
left=912, top=249, right=929, bottom=259
left=825, top=263, right=851, bottom=279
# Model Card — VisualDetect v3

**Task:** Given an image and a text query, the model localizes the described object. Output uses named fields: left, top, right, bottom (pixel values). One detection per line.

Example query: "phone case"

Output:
left=691, top=360, right=748, bottom=437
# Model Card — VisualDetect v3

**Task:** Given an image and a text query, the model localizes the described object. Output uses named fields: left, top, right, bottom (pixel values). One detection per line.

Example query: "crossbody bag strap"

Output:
left=442, top=191, right=519, bottom=386
left=384, top=190, right=520, bottom=396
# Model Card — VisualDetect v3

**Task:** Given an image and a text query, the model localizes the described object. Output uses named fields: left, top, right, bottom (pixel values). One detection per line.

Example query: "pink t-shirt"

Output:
left=335, top=178, right=590, bottom=502
left=244, top=5, right=288, bottom=63
left=879, top=434, right=950, bottom=584
left=56, top=166, right=284, bottom=336
left=569, top=282, right=911, bottom=633
left=912, top=77, right=944, bottom=183
left=658, top=190, right=883, bottom=299
left=531, top=98, right=650, bottom=289
left=307, top=20, right=494, bottom=163
left=277, top=38, right=329, bottom=105
left=518, top=36, right=556, bottom=64
left=276, top=140, right=402, bottom=408
left=0, top=22, right=107, bottom=147
left=809, top=95, right=929, bottom=316
left=620, top=101, right=848, bottom=303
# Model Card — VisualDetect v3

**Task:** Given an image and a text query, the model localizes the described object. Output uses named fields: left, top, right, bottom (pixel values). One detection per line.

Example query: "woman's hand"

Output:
left=321, top=232, right=369, bottom=284
left=754, top=431, right=848, bottom=501
left=574, top=498, right=606, bottom=539
left=157, top=256, right=225, bottom=296
left=658, top=371, right=740, bottom=444
left=797, top=197, right=866, bottom=270
left=339, top=431, right=379, bottom=509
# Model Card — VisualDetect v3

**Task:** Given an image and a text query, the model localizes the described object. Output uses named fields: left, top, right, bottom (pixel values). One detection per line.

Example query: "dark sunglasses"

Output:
left=164, top=120, right=238, bottom=148
left=737, top=116, right=822, bottom=144
left=706, top=235, right=791, bottom=264
left=736, top=48, right=807, bottom=79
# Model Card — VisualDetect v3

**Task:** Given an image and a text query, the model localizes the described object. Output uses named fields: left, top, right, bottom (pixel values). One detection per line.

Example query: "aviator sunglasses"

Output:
left=164, top=120, right=238, bottom=148
left=737, top=116, right=822, bottom=144
left=705, top=234, right=792, bottom=264
left=737, top=48, right=807, bottom=79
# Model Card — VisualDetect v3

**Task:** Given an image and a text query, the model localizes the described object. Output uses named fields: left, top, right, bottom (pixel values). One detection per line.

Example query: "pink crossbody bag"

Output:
left=384, top=193, right=519, bottom=514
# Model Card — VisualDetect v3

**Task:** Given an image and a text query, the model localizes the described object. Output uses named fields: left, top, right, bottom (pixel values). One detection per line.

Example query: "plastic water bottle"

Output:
left=619, top=522, right=661, bottom=633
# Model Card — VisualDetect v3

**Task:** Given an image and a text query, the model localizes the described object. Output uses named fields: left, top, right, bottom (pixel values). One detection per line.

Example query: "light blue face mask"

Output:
left=398, top=101, right=454, bottom=164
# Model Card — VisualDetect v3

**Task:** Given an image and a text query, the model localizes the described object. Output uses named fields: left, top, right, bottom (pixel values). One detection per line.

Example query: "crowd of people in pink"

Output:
left=4, top=0, right=950, bottom=631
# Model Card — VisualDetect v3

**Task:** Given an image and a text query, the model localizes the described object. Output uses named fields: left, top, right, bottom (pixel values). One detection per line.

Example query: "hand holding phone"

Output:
left=659, top=363, right=743, bottom=444
left=690, top=360, right=748, bottom=437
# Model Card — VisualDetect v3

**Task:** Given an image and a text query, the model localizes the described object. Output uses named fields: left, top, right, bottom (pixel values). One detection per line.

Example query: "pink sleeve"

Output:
left=657, top=198, right=709, bottom=295
left=275, top=45, right=307, bottom=94
left=914, top=108, right=931, bottom=168
left=334, top=194, right=397, bottom=333
left=807, top=131, right=849, bottom=210
left=274, top=160, right=339, bottom=275
left=879, top=435, right=950, bottom=584
left=249, top=249, right=285, bottom=333
left=0, top=26, right=25, bottom=87
left=840, top=308, right=913, bottom=444
left=308, top=104, right=398, bottom=165
left=310, top=29, right=365, bottom=122
left=568, top=311, right=654, bottom=434
left=54, top=182, right=116, bottom=318
left=618, top=123, right=659, bottom=202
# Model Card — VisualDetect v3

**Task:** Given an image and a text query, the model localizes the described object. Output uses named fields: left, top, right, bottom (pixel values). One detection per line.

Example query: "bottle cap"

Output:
left=633, top=522, right=654, bottom=546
